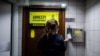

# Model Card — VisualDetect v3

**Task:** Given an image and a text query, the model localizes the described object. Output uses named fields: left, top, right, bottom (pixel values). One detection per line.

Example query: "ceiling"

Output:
left=29, top=0, right=67, bottom=2
left=8, top=0, right=67, bottom=6
left=10, top=0, right=67, bottom=2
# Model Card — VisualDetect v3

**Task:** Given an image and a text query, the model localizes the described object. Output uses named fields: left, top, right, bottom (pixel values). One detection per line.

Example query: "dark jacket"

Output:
left=38, top=33, right=66, bottom=56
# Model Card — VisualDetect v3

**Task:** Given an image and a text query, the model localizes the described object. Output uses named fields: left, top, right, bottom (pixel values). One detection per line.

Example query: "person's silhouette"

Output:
left=38, top=19, right=66, bottom=56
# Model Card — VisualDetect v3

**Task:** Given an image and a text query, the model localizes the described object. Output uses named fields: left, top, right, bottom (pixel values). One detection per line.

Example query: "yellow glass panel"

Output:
left=74, top=30, right=81, bottom=35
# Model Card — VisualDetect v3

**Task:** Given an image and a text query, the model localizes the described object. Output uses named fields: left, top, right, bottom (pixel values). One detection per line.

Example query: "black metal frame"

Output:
left=10, top=3, right=13, bottom=56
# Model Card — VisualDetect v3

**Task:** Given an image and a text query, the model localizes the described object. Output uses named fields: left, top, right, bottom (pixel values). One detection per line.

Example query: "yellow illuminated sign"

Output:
left=31, top=29, right=35, bottom=38
left=29, top=11, right=59, bottom=26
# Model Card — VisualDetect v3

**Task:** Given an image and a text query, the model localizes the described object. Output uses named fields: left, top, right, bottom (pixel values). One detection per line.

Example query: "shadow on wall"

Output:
left=0, top=41, right=10, bottom=51
left=87, top=0, right=100, bottom=10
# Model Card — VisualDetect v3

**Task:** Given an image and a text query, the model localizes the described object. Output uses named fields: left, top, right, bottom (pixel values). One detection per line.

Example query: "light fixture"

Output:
left=61, top=3, right=67, bottom=8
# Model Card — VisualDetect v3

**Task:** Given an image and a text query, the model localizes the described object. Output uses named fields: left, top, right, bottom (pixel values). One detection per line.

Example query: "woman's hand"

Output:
left=64, top=38, right=69, bottom=41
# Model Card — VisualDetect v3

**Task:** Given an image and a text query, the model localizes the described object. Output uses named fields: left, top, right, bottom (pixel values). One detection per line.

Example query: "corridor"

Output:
left=0, top=0, right=100, bottom=56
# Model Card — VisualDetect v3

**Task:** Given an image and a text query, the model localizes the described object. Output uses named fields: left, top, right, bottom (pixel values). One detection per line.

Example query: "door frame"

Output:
left=22, top=5, right=66, bottom=56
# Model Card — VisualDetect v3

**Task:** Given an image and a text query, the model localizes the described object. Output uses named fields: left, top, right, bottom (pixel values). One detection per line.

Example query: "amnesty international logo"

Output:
left=33, top=15, right=46, bottom=21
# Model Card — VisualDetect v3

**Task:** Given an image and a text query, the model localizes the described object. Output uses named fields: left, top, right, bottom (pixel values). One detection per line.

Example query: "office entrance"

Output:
left=22, top=6, right=65, bottom=56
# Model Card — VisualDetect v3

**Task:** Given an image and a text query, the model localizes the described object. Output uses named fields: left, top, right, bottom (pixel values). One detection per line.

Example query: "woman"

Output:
left=38, top=19, right=66, bottom=56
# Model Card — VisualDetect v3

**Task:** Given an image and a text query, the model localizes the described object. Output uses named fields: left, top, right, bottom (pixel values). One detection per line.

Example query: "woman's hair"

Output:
left=45, top=19, right=59, bottom=33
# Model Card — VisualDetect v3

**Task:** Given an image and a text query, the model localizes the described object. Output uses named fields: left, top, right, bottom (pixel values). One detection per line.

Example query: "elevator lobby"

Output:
left=0, top=0, right=100, bottom=56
